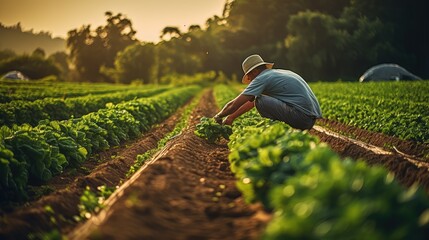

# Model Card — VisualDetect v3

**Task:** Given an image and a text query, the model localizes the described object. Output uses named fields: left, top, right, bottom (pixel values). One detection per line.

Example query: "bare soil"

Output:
left=317, top=118, right=429, bottom=160
left=310, top=119, right=429, bottom=192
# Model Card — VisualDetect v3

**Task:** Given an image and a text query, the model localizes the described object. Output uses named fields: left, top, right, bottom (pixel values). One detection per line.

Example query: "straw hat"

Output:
left=241, top=54, right=274, bottom=84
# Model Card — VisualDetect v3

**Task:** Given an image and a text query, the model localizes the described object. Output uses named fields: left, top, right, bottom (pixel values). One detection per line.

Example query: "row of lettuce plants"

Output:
left=0, top=86, right=172, bottom=126
left=0, top=81, right=147, bottom=103
left=311, top=81, right=428, bottom=103
left=310, top=81, right=429, bottom=143
left=212, top=84, right=429, bottom=239
left=62, top=90, right=204, bottom=240
left=0, top=86, right=200, bottom=201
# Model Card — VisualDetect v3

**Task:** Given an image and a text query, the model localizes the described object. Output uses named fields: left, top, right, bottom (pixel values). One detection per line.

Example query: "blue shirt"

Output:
left=242, top=69, right=322, bottom=118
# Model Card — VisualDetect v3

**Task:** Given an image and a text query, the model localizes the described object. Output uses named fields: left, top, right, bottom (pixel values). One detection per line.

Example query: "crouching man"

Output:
left=214, top=54, right=322, bottom=130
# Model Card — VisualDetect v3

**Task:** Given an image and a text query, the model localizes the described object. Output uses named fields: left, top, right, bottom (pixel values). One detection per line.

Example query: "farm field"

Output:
left=1, top=80, right=429, bottom=239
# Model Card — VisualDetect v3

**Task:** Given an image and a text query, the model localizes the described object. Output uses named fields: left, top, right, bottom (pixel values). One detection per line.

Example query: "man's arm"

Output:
left=222, top=100, right=254, bottom=125
left=214, top=94, right=255, bottom=124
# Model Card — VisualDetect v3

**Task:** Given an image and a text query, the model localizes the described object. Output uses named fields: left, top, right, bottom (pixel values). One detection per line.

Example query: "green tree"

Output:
left=66, top=12, right=137, bottom=82
left=155, top=24, right=209, bottom=81
left=0, top=55, right=60, bottom=79
left=67, top=25, right=105, bottom=82
left=224, top=0, right=349, bottom=49
left=0, top=49, right=17, bottom=62
left=208, top=0, right=427, bottom=80
left=340, top=9, right=397, bottom=77
left=102, top=12, right=137, bottom=67
left=160, top=26, right=182, bottom=41
left=197, top=0, right=350, bottom=81
left=346, top=0, right=427, bottom=77
left=32, top=48, right=46, bottom=58
left=74, top=0, right=426, bottom=83
left=285, top=8, right=398, bottom=81
left=48, top=51, right=70, bottom=80
left=101, top=43, right=156, bottom=84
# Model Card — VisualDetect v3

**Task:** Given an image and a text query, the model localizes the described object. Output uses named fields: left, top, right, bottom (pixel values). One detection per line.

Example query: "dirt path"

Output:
left=69, top=90, right=269, bottom=240
left=310, top=121, right=429, bottom=192
left=317, top=118, right=429, bottom=160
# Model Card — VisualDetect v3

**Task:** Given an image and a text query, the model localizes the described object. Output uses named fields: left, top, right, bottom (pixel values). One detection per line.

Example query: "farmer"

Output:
left=214, top=54, right=322, bottom=130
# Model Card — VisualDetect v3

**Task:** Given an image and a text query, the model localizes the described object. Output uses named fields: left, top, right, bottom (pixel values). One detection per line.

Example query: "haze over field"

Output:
left=0, top=0, right=226, bottom=42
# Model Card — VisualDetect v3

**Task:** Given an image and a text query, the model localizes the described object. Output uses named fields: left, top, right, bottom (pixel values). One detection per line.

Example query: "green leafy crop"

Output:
left=310, top=81, right=429, bottom=143
left=194, top=117, right=232, bottom=143
left=0, top=85, right=200, bottom=201
left=213, top=84, right=429, bottom=239
left=75, top=185, right=114, bottom=221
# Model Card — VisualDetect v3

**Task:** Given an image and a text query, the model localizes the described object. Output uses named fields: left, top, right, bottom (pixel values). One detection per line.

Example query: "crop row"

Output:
left=310, top=81, right=429, bottom=143
left=311, top=81, right=429, bottom=103
left=0, top=86, right=200, bottom=201
left=0, top=81, right=148, bottom=103
left=128, top=89, right=204, bottom=176
left=319, top=93, right=429, bottom=117
left=0, top=86, right=172, bottom=126
left=213, top=84, right=429, bottom=239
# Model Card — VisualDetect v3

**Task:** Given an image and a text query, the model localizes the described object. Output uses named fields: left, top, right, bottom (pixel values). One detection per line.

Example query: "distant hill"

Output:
left=0, top=23, right=66, bottom=55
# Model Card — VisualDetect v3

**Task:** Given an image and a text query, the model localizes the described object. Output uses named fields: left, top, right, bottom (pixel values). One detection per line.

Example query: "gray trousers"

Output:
left=255, top=95, right=316, bottom=130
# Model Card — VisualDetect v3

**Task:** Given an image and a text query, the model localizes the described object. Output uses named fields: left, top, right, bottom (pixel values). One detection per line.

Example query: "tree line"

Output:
left=0, top=23, right=65, bottom=55
left=1, top=0, right=427, bottom=83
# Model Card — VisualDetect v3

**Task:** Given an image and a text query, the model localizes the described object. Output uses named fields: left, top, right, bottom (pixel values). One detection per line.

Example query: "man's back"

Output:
left=243, top=69, right=322, bottom=118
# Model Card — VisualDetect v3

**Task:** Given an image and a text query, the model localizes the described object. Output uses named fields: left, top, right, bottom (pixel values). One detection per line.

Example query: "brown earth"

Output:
left=317, top=118, right=429, bottom=160
left=310, top=119, right=429, bottom=192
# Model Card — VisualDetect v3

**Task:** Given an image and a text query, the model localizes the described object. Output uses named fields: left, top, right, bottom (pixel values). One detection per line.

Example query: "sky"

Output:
left=0, top=0, right=226, bottom=42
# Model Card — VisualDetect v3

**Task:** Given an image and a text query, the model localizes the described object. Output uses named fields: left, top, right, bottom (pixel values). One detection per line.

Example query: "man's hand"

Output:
left=222, top=116, right=234, bottom=125
left=213, top=114, right=222, bottom=124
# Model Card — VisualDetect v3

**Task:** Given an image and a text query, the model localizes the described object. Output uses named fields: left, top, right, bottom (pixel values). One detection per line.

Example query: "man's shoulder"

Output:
left=261, top=69, right=295, bottom=80
left=272, top=69, right=305, bottom=82
left=272, top=69, right=299, bottom=76
left=263, top=69, right=296, bottom=77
